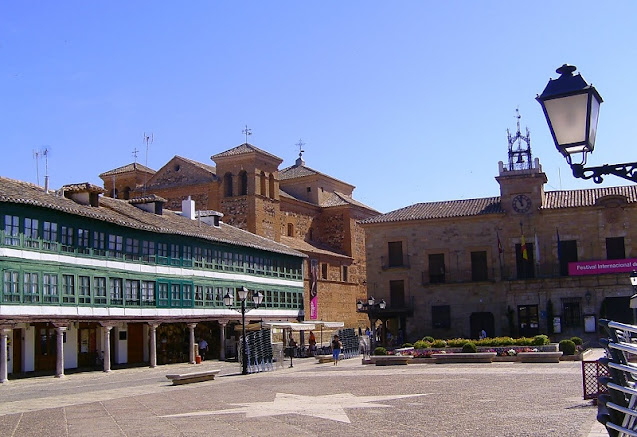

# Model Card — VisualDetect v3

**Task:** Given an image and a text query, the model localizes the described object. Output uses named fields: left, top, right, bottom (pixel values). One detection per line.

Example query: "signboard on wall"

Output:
left=569, top=259, right=637, bottom=276
left=310, top=259, right=318, bottom=320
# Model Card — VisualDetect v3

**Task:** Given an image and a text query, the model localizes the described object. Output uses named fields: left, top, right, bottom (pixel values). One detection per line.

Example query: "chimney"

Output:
left=61, top=183, right=105, bottom=207
left=182, top=196, right=196, bottom=220
left=197, top=210, right=224, bottom=228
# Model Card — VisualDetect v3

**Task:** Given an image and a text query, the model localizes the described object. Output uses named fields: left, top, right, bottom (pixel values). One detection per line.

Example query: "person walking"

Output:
left=331, top=335, right=342, bottom=366
left=198, top=338, right=208, bottom=361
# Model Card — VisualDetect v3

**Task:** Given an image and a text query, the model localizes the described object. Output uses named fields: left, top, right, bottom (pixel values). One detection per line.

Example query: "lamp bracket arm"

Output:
left=571, top=162, right=637, bottom=184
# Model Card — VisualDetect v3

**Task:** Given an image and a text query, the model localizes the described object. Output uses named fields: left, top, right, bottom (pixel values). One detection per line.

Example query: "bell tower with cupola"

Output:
left=496, top=110, right=547, bottom=216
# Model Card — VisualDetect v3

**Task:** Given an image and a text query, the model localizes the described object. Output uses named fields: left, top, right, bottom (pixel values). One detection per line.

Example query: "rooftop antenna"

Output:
left=143, top=133, right=153, bottom=194
left=43, top=148, right=50, bottom=193
left=33, top=149, right=41, bottom=186
left=242, top=125, right=252, bottom=144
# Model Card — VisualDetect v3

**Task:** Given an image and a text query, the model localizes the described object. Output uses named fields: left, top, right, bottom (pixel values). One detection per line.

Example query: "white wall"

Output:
left=23, top=325, right=35, bottom=372
left=64, top=326, right=78, bottom=369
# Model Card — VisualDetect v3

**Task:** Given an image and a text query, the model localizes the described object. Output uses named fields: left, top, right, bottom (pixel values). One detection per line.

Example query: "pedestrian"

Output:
left=479, top=329, right=487, bottom=340
left=198, top=338, right=208, bottom=361
left=331, top=334, right=342, bottom=366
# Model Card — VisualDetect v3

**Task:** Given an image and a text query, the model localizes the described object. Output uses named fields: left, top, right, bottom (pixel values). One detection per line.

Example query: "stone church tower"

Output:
left=210, top=143, right=283, bottom=241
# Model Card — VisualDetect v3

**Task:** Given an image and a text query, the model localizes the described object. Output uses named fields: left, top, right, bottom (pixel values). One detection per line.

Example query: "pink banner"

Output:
left=569, top=258, right=637, bottom=276
left=310, top=259, right=318, bottom=320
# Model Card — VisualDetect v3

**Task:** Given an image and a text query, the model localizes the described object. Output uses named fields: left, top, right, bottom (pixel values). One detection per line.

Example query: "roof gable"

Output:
left=99, top=162, right=155, bottom=178
left=145, top=155, right=217, bottom=188
left=211, top=143, right=282, bottom=164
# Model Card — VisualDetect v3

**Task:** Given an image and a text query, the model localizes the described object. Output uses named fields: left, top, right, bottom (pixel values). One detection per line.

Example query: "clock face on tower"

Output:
left=512, top=194, right=532, bottom=213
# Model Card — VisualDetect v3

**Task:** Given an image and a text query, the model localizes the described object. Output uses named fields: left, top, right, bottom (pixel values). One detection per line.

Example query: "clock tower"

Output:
left=495, top=110, right=547, bottom=216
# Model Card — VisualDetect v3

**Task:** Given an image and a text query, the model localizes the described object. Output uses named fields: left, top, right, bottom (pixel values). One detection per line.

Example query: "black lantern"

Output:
left=537, top=64, right=603, bottom=164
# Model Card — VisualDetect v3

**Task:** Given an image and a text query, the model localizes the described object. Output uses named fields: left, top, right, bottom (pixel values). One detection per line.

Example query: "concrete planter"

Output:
left=431, top=352, right=497, bottom=364
left=369, top=355, right=413, bottom=365
left=517, top=351, right=563, bottom=363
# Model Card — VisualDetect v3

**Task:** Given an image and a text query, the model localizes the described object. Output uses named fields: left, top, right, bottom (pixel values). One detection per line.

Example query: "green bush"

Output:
left=570, top=336, right=583, bottom=346
left=431, top=339, right=447, bottom=348
left=515, top=337, right=535, bottom=346
left=559, top=339, right=576, bottom=356
left=374, top=347, right=387, bottom=356
left=422, top=336, right=435, bottom=343
left=413, top=340, right=430, bottom=349
left=533, top=335, right=549, bottom=346
left=461, top=342, right=477, bottom=353
left=446, top=338, right=467, bottom=348
left=402, top=342, right=413, bottom=348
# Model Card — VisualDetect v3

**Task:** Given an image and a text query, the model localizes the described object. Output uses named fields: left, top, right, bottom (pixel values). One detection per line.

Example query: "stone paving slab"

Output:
left=0, top=357, right=604, bottom=436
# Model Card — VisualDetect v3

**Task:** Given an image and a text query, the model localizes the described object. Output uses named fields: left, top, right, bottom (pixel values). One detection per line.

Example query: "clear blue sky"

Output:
left=1, top=2, right=636, bottom=213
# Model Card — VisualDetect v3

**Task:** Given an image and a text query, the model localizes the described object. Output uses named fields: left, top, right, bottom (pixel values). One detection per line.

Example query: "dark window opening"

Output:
left=559, top=240, right=578, bottom=276
left=389, top=280, right=405, bottom=307
left=224, top=173, right=233, bottom=197
left=429, top=254, right=445, bottom=283
left=515, top=243, right=535, bottom=279
left=562, top=298, right=582, bottom=328
left=388, top=241, right=403, bottom=267
left=432, top=305, right=451, bottom=329
left=606, top=237, right=626, bottom=260
left=321, top=263, right=328, bottom=280
left=239, top=170, right=248, bottom=196
left=470, top=251, right=488, bottom=281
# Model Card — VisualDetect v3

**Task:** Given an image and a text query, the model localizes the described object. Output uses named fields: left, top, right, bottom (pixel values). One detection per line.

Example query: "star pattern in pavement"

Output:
left=162, top=392, right=429, bottom=423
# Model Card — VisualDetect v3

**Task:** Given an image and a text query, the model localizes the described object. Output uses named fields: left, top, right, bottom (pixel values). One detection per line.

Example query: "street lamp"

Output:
left=224, top=286, right=264, bottom=375
left=537, top=64, right=637, bottom=183
left=356, top=297, right=387, bottom=353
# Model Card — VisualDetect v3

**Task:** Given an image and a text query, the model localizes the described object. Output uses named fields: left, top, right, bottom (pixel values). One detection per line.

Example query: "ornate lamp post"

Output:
left=537, top=64, right=637, bottom=183
left=224, top=286, right=264, bottom=375
left=357, top=296, right=386, bottom=353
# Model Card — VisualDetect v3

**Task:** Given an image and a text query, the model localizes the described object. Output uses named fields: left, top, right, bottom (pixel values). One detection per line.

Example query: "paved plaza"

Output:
left=0, top=357, right=604, bottom=436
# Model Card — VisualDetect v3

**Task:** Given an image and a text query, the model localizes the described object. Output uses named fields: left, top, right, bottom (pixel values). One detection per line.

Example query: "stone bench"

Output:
left=166, top=369, right=220, bottom=385
left=517, top=352, right=563, bottom=363
left=431, top=352, right=497, bottom=364
left=370, top=355, right=413, bottom=366
left=315, top=355, right=334, bottom=364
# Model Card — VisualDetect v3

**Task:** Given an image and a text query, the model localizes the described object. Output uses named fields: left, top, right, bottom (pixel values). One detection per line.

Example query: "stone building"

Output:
left=100, top=143, right=379, bottom=329
left=361, top=123, right=637, bottom=344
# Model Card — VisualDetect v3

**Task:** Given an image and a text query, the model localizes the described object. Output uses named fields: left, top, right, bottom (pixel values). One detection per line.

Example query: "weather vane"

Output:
left=132, top=148, right=139, bottom=164
left=242, top=125, right=252, bottom=144
left=296, top=138, right=305, bottom=159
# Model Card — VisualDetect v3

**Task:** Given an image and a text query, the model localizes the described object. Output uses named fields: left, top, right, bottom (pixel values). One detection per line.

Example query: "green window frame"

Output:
left=43, top=221, right=58, bottom=251
left=170, top=283, right=181, bottom=307
left=110, top=278, right=123, bottom=305
left=93, top=231, right=106, bottom=256
left=195, top=285, right=204, bottom=306
left=94, top=277, right=107, bottom=305
left=157, top=282, right=169, bottom=307
left=125, top=279, right=140, bottom=306
left=43, top=273, right=59, bottom=304
left=141, top=281, right=155, bottom=306
left=3, top=270, right=20, bottom=302
left=23, top=271, right=40, bottom=303
left=78, top=275, right=91, bottom=304
left=77, top=228, right=90, bottom=253
left=24, top=217, right=40, bottom=248
left=61, top=226, right=74, bottom=251
left=62, top=274, right=75, bottom=303
left=4, top=215, right=19, bottom=246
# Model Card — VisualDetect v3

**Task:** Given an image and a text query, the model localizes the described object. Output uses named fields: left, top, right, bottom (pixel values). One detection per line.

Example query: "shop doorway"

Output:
left=77, top=323, right=98, bottom=368
left=518, top=305, right=539, bottom=337
left=470, top=312, right=495, bottom=339
left=12, top=328, right=22, bottom=373
left=128, top=323, right=144, bottom=364
left=34, top=323, right=56, bottom=372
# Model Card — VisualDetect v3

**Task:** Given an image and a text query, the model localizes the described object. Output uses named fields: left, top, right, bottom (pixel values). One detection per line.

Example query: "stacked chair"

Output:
left=337, top=328, right=360, bottom=359
left=242, top=328, right=274, bottom=374
left=598, top=319, right=637, bottom=436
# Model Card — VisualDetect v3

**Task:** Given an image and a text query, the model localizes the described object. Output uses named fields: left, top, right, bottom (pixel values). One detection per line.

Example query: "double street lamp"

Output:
left=357, top=296, right=386, bottom=351
left=224, top=286, right=264, bottom=375
left=537, top=64, right=637, bottom=183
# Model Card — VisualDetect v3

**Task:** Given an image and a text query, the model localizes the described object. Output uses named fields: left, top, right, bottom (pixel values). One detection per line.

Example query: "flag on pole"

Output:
left=534, top=233, right=540, bottom=264
left=497, top=232, right=503, bottom=254
left=556, top=229, right=562, bottom=262
left=521, top=233, right=528, bottom=260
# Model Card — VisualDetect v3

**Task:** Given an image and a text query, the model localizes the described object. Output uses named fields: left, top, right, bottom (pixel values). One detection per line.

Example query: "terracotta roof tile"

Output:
left=279, top=236, right=351, bottom=259
left=211, top=143, right=282, bottom=162
left=543, top=185, right=637, bottom=208
left=361, top=197, right=503, bottom=224
left=99, top=163, right=155, bottom=178
left=0, top=176, right=304, bottom=258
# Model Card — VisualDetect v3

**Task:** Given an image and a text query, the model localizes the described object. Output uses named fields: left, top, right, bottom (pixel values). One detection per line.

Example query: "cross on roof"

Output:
left=242, top=125, right=252, bottom=143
